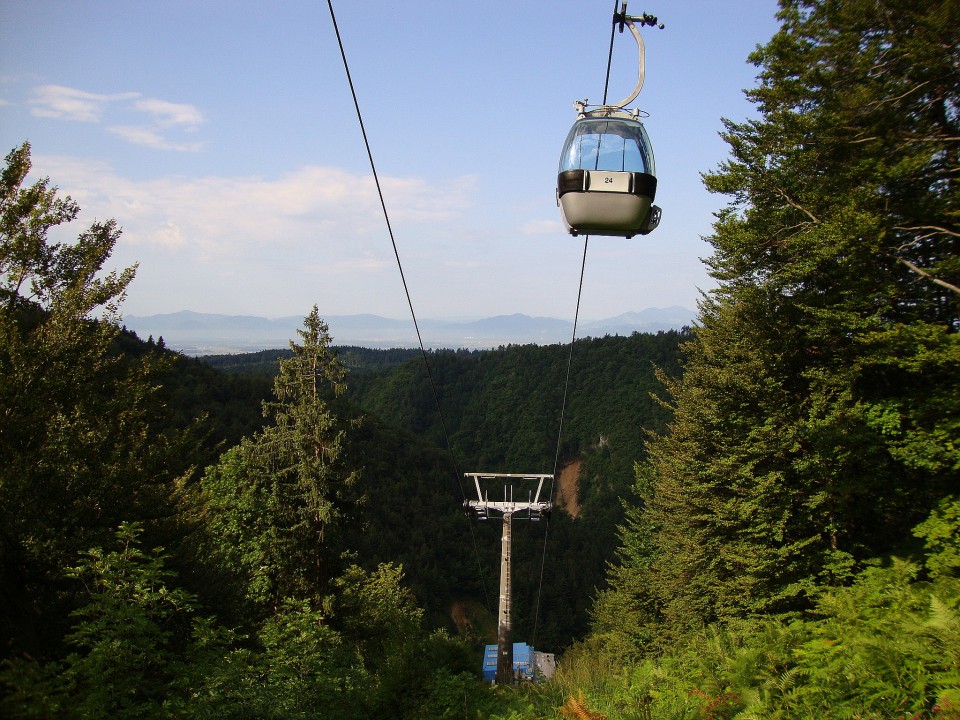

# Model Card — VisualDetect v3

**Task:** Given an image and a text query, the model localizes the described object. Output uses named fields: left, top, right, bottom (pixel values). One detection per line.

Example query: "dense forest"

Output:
left=202, top=332, right=685, bottom=649
left=0, top=135, right=684, bottom=716
left=3, top=0, right=960, bottom=717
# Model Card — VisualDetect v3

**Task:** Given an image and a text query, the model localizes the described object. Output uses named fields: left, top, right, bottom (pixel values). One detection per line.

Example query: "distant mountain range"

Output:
left=121, top=307, right=696, bottom=355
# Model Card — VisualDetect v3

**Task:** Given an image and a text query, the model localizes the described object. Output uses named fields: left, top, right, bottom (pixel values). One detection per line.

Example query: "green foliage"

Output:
left=549, top=552, right=960, bottom=719
left=0, top=525, right=487, bottom=720
left=0, top=143, right=184, bottom=658
left=1, top=523, right=204, bottom=719
left=398, top=666, right=568, bottom=720
left=590, top=464, right=663, bottom=657
left=235, top=599, right=362, bottom=720
left=0, top=142, right=134, bottom=316
left=332, top=563, right=423, bottom=663
left=58, top=523, right=197, bottom=718
left=780, top=559, right=959, bottom=716
left=914, top=496, right=960, bottom=580
left=329, top=564, right=480, bottom=719
left=193, top=307, right=357, bottom=612
left=604, top=0, right=960, bottom=639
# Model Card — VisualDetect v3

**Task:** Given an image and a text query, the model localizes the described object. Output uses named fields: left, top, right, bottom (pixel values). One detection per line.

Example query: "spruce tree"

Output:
left=607, top=0, right=959, bottom=638
left=198, top=307, right=357, bottom=610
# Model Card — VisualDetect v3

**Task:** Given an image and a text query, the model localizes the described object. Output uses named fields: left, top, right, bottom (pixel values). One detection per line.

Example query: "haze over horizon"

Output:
left=121, top=305, right=697, bottom=355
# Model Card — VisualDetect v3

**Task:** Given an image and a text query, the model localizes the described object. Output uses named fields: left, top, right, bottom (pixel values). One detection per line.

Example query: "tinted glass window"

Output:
left=559, top=118, right=655, bottom=175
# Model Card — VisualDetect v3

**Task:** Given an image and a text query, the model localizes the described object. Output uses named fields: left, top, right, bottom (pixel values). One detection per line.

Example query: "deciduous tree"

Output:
left=0, top=143, right=173, bottom=657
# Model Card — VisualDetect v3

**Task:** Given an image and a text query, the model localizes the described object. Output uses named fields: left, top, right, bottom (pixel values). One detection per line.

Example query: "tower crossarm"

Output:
left=463, top=472, right=554, bottom=521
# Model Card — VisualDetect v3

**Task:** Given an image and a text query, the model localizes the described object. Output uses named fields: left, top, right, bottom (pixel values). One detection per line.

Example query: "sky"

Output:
left=0, top=0, right=782, bottom=325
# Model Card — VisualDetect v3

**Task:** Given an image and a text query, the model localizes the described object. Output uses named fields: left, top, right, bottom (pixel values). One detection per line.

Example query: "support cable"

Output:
left=325, top=0, right=491, bottom=611
left=532, top=0, right=622, bottom=647
left=602, top=0, right=619, bottom=105
left=531, top=235, right=588, bottom=647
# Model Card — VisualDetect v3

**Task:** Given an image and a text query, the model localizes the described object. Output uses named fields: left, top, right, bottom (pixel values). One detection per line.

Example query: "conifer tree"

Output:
left=198, top=307, right=357, bottom=610
left=607, top=0, right=959, bottom=638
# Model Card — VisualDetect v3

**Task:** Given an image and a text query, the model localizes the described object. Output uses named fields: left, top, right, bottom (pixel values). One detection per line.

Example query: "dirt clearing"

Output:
left=556, top=459, right=582, bottom=517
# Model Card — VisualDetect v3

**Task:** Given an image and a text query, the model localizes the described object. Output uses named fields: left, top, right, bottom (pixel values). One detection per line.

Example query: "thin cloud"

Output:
left=151, top=220, right=187, bottom=249
left=305, top=257, right=389, bottom=275
left=108, top=125, right=203, bottom=152
left=29, top=84, right=139, bottom=122
left=132, top=98, right=204, bottom=129
left=27, top=84, right=205, bottom=151
left=35, top=156, right=475, bottom=256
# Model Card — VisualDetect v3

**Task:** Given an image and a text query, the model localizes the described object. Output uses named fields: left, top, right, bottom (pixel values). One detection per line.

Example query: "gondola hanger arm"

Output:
left=606, top=2, right=664, bottom=110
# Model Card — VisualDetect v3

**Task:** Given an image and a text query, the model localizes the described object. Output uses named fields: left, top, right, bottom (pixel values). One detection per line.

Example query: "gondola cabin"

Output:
left=557, top=107, right=660, bottom=238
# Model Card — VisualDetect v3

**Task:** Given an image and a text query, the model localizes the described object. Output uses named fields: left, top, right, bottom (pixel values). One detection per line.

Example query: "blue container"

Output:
left=482, top=642, right=535, bottom=682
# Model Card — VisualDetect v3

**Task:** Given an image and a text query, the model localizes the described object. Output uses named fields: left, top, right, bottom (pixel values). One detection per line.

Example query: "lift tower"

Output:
left=464, top=473, right=552, bottom=685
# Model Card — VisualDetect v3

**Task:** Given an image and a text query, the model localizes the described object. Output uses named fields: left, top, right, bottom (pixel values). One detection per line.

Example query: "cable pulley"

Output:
left=614, top=4, right=664, bottom=32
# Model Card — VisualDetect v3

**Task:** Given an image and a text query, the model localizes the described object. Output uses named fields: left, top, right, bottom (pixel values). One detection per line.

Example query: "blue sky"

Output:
left=1, top=0, right=781, bottom=323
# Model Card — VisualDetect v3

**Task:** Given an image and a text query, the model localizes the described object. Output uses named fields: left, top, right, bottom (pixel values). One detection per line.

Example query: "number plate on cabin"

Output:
left=586, top=171, right=631, bottom=193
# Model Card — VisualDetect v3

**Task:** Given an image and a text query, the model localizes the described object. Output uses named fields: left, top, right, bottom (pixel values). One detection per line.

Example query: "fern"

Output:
left=560, top=690, right=607, bottom=720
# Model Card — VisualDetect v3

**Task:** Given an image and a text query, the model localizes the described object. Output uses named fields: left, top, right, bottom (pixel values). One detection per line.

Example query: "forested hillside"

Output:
left=575, top=0, right=960, bottom=716
left=0, top=144, right=492, bottom=714
left=339, top=334, right=689, bottom=648
left=0, top=137, right=687, bottom=717
left=3, top=0, right=959, bottom=717
left=202, top=331, right=688, bottom=648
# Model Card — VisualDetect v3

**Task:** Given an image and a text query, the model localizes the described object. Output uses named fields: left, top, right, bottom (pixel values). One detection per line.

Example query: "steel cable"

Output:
left=532, top=0, right=622, bottom=649
left=325, top=0, right=491, bottom=611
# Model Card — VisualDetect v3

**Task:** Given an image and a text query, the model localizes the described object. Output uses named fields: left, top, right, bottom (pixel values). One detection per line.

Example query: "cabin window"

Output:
left=559, top=118, right=654, bottom=176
